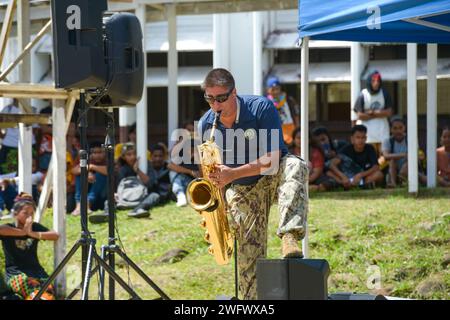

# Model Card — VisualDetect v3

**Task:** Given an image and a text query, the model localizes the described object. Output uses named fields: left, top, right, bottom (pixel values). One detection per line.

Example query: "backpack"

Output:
left=116, top=176, right=148, bottom=209
left=389, top=136, right=407, bottom=154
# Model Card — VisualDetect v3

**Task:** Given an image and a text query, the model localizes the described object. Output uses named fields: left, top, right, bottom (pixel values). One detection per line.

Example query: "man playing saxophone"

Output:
left=197, top=68, right=309, bottom=300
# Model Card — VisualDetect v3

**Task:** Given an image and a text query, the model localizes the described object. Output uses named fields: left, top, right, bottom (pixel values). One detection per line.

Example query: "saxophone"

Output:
left=186, top=112, right=234, bottom=265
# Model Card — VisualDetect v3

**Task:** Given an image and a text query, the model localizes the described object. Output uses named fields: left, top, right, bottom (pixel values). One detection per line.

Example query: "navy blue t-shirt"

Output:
left=198, top=95, right=288, bottom=185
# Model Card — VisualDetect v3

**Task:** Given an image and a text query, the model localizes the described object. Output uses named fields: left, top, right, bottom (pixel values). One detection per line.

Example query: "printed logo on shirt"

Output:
left=244, top=128, right=257, bottom=140
left=15, top=238, right=34, bottom=250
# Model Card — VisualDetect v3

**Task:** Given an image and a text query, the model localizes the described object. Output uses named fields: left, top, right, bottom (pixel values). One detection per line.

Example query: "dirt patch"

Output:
left=441, top=254, right=450, bottom=269
left=370, top=285, right=394, bottom=297
left=408, top=237, right=450, bottom=246
left=329, top=273, right=360, bottom=287
left=143, top=230, right=158, bottom=241
left=417, top=222, right=439, bottom=232
left=415, top=276, right=447, bottom=298
left=155, top=248, right=189, bottom=264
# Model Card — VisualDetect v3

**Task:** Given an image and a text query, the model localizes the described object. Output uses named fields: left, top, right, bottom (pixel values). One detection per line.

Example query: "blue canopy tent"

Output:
left=299, top=0, right=450, bottom=43
left=297, top=0, right=450, bottom=257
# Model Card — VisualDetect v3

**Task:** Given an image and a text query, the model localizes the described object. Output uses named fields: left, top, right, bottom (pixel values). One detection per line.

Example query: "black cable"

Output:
left=76, top=97, right=93, bottom=241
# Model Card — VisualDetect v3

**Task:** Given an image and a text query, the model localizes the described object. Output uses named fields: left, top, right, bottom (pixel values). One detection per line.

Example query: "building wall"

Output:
left=398, top=79, right=450, bottom=116
left=214, top=12, right=257, bottom=95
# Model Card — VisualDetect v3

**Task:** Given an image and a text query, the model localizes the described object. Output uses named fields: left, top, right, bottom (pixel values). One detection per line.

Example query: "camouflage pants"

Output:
left=225, top=154, right=309, bottom=300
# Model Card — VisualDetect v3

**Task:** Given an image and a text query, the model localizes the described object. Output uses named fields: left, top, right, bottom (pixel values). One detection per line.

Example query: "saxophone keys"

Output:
left=204, top=231, right=210, bottom=242
left=199, top=218, right=207, bottom=229
left=208, top=246, right=214, bottom=255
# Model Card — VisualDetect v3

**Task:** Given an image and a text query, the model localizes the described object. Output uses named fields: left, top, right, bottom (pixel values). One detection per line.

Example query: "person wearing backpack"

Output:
left=382, top=116, right=427, bottom=187
left=90, top=142, right=172, bottom=222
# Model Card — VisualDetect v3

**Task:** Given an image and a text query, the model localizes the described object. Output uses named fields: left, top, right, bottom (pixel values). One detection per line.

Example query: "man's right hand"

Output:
left=191, top=170, right=200, bottom=178
left=88, top=172, right=96, bottom=183
left=341, top=177, right=351, bottom=188
left=133, top=157, right=140, bottom=173
left=351, top=173, right=363, bottom=186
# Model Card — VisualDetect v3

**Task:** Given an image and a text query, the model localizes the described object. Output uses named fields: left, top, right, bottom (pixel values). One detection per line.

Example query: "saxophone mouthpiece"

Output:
left=210, top=111, right=221, bottom=142
left=213, top=111, right=221, bottom=125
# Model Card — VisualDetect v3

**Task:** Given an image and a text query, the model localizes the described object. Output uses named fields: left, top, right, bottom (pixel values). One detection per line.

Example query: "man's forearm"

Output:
left=309, top=168, right=323, bottom=183
left=136, top=169, right=150, bottom=185
left=374, top=108, right=393, bottom=118
left=168, top=163, right=194, bottom=176
left=90, top=165, right=108, bottom=176
left=28, top=231, right=59, bottom=241
left=383, top=152, right=407, bottom=160
left=0, top=225, right=26, bottom=237
left=357, top=112, right=372, bottom=121
left=330, top=165, right=348, bottom=180
left=360, top=165, right=379, bottom=178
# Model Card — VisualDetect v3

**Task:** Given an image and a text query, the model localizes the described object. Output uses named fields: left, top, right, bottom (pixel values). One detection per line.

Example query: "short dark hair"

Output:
left=390, top=115, right=405, bottom=126
left=441, top=125, right=450, bottom=135
left=201, top=68, right=235, bottom=91
left=351, top=124, right=367, bottom=135
left=151, top=143, right=167, bottom=156
left=311, top=126, right=329, bottom=137
left=312, top=126, right=337, bottom=152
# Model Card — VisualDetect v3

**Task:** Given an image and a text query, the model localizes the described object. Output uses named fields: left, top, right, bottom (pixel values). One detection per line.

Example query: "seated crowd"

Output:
left=288, top=120, right=450, bottom=191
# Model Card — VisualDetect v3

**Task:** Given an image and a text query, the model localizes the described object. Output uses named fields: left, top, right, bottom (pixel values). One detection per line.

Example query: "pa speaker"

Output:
left=51, top=0, right=108, bottom=89
left=94, top=13, right=144, bottom=107
left=50, top=1, right=144, bottom=107
left=256, top=259, right=330, bottom=300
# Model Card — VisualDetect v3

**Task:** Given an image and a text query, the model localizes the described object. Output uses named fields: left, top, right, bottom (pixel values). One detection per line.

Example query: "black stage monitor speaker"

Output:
left=51, top=0, right=108, bottom=89
left=95, top=13, right=144, bottom=107
left=50, top=1, right=144, bottom=107
left=257, top=259, right=330, bottom=300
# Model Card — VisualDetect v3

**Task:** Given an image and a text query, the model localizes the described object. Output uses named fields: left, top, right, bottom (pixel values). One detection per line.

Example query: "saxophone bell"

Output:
left=186, top=178, right=219, bottom=212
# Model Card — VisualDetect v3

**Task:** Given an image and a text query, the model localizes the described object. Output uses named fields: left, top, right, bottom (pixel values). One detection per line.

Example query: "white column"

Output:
left=52, top=100, right=66, bottom=298
left=252, top=12, right=263, bottom=96
left=167, top=3, right=178, bottom=150
left=119, top=108, right=136, bottom=127
left=18, top=124, right=32, bottom=193
left=350, top=42, right=364, bottom=123
left=17, top=0, right=32, bottom=194
left=35, top=97, right=76, bottom=223
left=213, top=14, right=230, bottom=69
left=300, top=37, right=309, bottom=258
left=407, top=43, right=418, bottom=193
left=426, top=44, right=437, bottom=188
left=136, top=4, right=148, bottom=173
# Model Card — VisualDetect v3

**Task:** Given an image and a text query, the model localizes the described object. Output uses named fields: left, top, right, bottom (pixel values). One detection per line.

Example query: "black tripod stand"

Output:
left=96, top=109, right=169, bottom=300
left=34, top=93, right=169, bottom=300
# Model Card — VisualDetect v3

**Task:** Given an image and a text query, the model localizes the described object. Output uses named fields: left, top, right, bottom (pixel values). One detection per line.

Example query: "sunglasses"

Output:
left=204, top=88, right=234, bottom=104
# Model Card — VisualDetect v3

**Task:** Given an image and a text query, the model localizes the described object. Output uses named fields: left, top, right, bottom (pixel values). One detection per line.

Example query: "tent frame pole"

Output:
left=407, top=43, right=419, bottom=194
left=426, top=44, right=438, bottom=188
left=300, top=36, right=309, bottom=258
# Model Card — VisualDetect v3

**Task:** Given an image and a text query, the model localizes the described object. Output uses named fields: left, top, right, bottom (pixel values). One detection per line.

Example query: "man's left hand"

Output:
left=208, top=165, right=236, bottom=189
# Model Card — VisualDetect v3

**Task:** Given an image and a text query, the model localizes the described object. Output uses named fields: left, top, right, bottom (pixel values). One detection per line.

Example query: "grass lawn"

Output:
left=1, top=187, right=449, bottom=300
